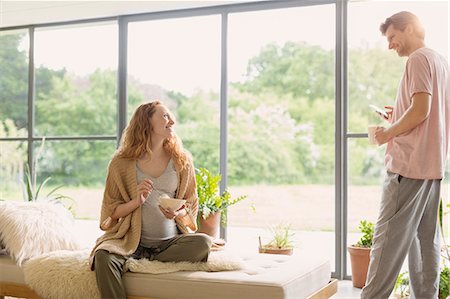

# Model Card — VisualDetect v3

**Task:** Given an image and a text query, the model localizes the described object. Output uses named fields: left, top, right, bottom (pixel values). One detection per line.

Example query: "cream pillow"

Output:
left=0, top=201, right=81, bottom=266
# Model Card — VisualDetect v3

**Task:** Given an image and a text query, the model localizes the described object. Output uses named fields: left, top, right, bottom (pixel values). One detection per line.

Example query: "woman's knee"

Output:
left=194, top=233, right=213, bottom=251
left=94, top=250, right=124, bottom=272
left=94, top=250, right=109, bottom=270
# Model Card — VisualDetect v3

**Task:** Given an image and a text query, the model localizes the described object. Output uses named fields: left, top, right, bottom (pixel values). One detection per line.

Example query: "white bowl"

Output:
left=158, top=197, right=186, bottom=212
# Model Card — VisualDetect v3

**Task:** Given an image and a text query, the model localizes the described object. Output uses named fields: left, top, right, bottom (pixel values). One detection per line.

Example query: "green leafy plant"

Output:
left=196, top=167, right=246, bottom=225
left=440, top=266, right=450, bottom=299
left=394, top=271, right=410, bottom=298
left=391, top=198, right=450, bottom=299
left=355, top=220, right=374, bottom=248
left=21, top=137, right=74, bottom=212
left=439, top=198, right=450, bottom=299
left=263, top=223, right=295, bottom=249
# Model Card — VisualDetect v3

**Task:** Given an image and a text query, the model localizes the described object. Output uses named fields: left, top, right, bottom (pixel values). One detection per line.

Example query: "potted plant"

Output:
left=196, top=167, right=246, bottom=239
left=258, top=223, right=294, bottom=255
left=348, top=220, right=374, bottom=288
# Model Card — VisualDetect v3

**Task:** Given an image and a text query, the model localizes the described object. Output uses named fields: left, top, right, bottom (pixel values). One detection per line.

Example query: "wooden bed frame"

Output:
left=1, top=282, right=40, bottom=299
left=0, top=279, right=337, bottom=299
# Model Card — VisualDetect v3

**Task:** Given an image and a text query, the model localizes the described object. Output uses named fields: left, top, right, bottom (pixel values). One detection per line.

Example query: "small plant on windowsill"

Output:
left=259, top=223, right=295, bottom=256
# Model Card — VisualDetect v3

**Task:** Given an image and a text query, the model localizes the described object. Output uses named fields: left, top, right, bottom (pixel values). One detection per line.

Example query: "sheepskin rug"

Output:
left=23, top=249, right=244, bottom=299
left=0, top=201, right=81, bottom=266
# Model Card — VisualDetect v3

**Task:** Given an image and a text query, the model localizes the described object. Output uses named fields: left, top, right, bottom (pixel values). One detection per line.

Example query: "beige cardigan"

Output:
left=89, top=154, right=198, bottom=269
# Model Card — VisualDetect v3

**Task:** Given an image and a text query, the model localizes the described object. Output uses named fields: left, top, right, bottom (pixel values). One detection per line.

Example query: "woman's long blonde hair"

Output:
left=116, top=101, right=189, bottom=169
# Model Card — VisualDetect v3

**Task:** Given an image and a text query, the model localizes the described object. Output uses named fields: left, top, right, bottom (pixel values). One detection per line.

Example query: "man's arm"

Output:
left=375, top=92, right=431, bottom=145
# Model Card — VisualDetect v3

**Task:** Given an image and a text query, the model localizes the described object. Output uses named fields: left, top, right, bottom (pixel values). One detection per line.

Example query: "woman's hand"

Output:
left=102, top=180, right=154, bottom=230
left=158, top=205, right=187, bottom=220
left=137, top=179, right=154, bottom=205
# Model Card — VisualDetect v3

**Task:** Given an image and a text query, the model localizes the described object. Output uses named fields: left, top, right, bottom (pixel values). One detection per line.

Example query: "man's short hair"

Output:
left=380, top=11, right=425, bottom=40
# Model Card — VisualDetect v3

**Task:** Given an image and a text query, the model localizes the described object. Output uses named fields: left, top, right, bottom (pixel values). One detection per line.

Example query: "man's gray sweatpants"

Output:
left=361, top=171, right=441, bottom=299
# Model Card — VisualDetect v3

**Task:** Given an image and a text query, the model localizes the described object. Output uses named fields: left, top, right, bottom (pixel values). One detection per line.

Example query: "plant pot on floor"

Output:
left=197, top=211, right=221, bottom=239
left=348, top=245, right=371, bottom=288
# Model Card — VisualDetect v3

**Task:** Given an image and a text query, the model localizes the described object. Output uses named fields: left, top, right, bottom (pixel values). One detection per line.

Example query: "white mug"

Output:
left=368, top=125, right=378, bottom=145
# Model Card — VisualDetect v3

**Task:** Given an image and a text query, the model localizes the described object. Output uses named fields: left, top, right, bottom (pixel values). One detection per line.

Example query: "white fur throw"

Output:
left=23, top=249, right=244, bottom=299
left=0, top=201, right=81, bottom=265
left=124, top=250, right=244, bottom=274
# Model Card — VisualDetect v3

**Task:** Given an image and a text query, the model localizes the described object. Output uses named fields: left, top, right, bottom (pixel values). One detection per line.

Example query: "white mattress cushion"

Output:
left=123, top=253, right=330, bottom=299
left=1, top=252, right=330, bottom=299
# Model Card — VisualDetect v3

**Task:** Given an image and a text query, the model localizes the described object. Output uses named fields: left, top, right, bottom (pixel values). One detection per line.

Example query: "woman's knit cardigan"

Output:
left=89, top=154, right=198, bottom=269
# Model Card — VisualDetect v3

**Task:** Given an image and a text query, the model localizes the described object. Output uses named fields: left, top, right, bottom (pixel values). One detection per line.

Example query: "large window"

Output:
left=34, top=23, right=118, bottom=137
left=226, top=4, right=336, bottom=270
left=1, top=0, right=449, bottom=280
left=33, top=140, right=116, bottom=219
left=128, top=16, right=221, bottom=173
left=0, top=30, right=29, bottom=136
left=0, top=141, right=27, bottom=200
left=0, top=22, right=118, bottom=219
left=0, top=29, right=29, bottom=200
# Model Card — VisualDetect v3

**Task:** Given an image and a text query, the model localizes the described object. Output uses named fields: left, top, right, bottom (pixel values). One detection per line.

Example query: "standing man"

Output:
left=361, top=11, right=449, bottom=299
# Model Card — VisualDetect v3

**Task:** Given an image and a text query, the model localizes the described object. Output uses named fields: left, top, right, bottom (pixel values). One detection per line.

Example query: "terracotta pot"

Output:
left=198, top=211, right=221, bottom=239
left=259, top=246, right=293, bottom=255
left=348, top=246, right=371, bottom=288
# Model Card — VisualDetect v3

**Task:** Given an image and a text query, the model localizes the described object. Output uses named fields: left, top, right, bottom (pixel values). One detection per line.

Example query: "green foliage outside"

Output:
left=1, top=32, right=411, bottom=193
left=0, top=33, right=28, bottom=131
left=355, top=220, right=374, bottom=248
left=0, top=119, right=26, bottom=193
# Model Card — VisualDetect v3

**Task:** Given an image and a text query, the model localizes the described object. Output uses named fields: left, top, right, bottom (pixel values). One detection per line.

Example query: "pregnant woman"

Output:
left=89, top=101, right=212, bottom=299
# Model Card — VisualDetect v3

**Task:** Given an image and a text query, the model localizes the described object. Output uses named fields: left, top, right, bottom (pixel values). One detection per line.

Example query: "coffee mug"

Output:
left=368, top=125, right=378, bottom=145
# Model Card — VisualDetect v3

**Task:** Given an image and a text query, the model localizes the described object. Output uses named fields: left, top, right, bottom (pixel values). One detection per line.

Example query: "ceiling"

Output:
left=0, top=1, right=254, bottom=29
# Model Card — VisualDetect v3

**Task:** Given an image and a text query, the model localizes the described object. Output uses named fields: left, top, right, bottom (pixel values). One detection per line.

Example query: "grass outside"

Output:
left=2, top=183, right=449, bottom=235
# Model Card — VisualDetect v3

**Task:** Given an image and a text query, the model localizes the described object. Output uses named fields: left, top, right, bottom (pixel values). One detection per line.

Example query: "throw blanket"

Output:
left=23, top=249, right=244, bottom=299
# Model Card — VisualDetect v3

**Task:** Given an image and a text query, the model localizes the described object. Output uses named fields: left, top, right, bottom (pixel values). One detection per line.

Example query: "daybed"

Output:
left=0, top=201, right=336, bottom=299
left=0, top=252, right=336, bottom=299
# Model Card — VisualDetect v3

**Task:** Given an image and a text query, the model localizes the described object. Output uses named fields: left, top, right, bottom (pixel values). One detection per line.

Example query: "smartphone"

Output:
left=369, top=104, right=388, bottom=119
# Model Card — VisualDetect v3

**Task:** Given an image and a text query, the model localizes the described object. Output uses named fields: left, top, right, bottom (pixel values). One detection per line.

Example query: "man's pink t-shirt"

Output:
left=385, top=47, right=450, bottom=179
